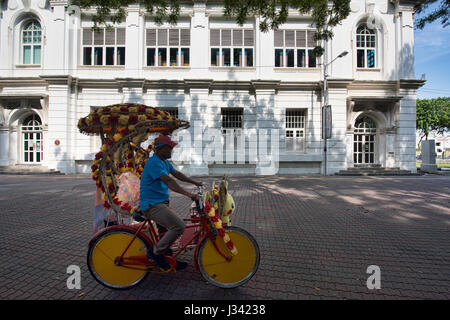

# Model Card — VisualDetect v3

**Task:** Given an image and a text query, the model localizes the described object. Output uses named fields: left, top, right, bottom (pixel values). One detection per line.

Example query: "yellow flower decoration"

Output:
left=119, top=115, right=129, bottom=125
left=100, top=115, right=109, bottom=124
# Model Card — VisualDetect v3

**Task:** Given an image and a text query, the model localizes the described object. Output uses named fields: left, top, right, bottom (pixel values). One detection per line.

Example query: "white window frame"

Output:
left=274, top=30, right=317, bottom=68
left=145, top=28, right=191, bottom=67
left=210, top=29, right=254, bottom=67
left=21, top=20, right=42, bottom=65
left=356, top=24, right=376, bottom=69
left=285, top=109, right=307, bottom=152
left=82, top=27, right=126, bottom=66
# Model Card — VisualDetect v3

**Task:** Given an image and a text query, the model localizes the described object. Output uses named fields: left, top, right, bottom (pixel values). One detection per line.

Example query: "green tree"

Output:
left=416, top=97, right=450, bottom=146
left=415, top=0, right=449, bottom=29
left=70, top=0, right=351, bottom=56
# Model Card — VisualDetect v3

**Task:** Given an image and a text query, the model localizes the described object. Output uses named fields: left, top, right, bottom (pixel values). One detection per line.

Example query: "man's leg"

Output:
left=142, top=203, right=185, bottom=255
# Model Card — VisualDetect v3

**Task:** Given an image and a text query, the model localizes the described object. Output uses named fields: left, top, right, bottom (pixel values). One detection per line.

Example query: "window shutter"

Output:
left=210, top=29, right=220, bottom=46
left=307, top=31, right=317, bottom=48
left=93, top=29, right=104, bottom=45
left=116, top=28, right=126, bottom=45
left=83, top=28, right=92, bottom=45
left=233, top=30, right=243, bottom=46
left=180, top=29, right=190, bottom=46
left=105, top=29, right=115, bottom=45
left=221, top=29, right=231, bottom=46
left=274, top=30, right=283, bottom=47
left=244, top=29, right=254, bottom=46
left=158, top=29, right=168, bottom=46
left=169, top=29, right=179, bottom=46
left=285, top=30, right=295, bottom=47
left=296, top=30, right=306, bottom=47
left=146, top=29, right=156, bottom=46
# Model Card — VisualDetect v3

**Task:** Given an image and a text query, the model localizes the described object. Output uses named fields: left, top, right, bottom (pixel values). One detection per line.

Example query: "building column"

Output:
left=252, top=80, right=280, bottom=175
left=186, top=80, right=212, bottom=176
left=41, top=75, right=74, bottom=173
left=0, top=126, right=9, bottom=166
left=326, top=81, right=350, bottom=174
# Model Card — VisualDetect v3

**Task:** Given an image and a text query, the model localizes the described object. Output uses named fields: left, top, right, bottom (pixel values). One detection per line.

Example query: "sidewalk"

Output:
left=0, top=174, right=449, bottom=300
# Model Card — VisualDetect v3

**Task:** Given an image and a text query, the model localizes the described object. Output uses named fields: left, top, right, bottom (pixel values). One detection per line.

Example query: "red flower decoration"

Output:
left=104, top=201, right=111, bottom=209
left=128, top=114, right=138, bottom=124
left=118, top=163, right=124, bottom=168
left=106, top=139, right=114, bottom=146
left=92, top=114, right=100, bottom=124
left=95, top=152, right=103, bottom=160
left=214, top=194, right=219, bottom=201
left=211, top=215, right=219, bottom=222
left=218, top=228, right=225, bottom=238
left=120, top=106, right=129, bottom=112
left=108, top=184, right=114, bottom=193
left=103, top=107, right=110, bottom=113
left=127, top=162, right=134, bottom=168
left=91, top=164, right=98, bottom=172
left=204, top=201, right=211, bottom=213
left=138, top=106, right=146, bottom=113
left=226, top=241, right=234, bottom=250
left=109, top=115, right=119, bottom=124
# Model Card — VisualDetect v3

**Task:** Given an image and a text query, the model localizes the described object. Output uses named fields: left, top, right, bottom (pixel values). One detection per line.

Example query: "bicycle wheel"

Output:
left=87, top=228, right=150, bottom=289
left=197, top=226, right=260, bottom=288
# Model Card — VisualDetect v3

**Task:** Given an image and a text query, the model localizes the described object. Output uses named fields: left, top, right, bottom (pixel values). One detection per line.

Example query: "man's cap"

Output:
left=154, top=135, right=178, bottom=148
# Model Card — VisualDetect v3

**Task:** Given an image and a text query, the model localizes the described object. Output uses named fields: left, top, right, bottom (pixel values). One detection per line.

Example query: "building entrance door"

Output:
left=353, top=116, right=376, bottom=165
left=22, top=114, right=43, bottom=163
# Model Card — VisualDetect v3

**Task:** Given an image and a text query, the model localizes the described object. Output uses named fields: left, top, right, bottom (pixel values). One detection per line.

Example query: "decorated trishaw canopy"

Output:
left=78, top=103, right=190, bottom=217
left=77, top=103, right=189, bottom=136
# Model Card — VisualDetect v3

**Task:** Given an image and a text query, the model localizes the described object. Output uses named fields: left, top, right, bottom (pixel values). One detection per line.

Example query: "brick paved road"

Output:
left=0, top=174, right=449, bottom=300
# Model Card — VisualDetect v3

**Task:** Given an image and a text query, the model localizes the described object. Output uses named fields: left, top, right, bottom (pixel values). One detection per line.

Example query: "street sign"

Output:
left=322, top=105, right=332, bottom=139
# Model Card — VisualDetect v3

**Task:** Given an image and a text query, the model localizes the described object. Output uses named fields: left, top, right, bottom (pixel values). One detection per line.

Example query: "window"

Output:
left=285, top=109, right=306, bottom=152
left=356, top=24, right=376, bottom=68
left=146, top=28, right=190, bottom=67
left=210, top=29, right=254, bottom=67
left=221, top=108, right=243, bottom=135
left=274, top=30, right=317, bottom=68
left=22, top=21, right=42, bottom=65
left=82, top=28, right=126, bottom=66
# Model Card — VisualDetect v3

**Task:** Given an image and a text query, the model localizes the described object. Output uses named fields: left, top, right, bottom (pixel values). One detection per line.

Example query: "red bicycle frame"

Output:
left=89, top=209, right=231, bottom=272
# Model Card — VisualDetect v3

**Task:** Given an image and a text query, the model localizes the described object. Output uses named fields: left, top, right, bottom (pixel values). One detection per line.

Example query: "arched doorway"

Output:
left=21, top=113, right=43, bottom=163
left=353, top=116, right=376, bottom=165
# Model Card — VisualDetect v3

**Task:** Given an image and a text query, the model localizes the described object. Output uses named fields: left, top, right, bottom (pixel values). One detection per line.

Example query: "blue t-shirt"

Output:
left=140, top=154, right=175, bottom=211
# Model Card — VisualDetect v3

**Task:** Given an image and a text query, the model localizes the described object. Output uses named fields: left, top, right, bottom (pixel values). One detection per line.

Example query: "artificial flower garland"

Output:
left=204, top=186, right=238, bottom=256
left=84, top=103, right=177, bottom=215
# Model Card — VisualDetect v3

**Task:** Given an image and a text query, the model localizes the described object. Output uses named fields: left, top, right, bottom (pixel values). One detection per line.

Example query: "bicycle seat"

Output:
left=132, top=210, right=146, bottom=222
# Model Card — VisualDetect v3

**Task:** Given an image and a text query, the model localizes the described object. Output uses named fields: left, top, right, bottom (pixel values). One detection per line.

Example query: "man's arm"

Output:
left=159, top=174, right=199, bottom=200
left=171, top=170, right=203, bottom=186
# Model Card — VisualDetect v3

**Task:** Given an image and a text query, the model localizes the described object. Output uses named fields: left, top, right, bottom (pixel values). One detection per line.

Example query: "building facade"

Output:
left=0, top=0, right=424, bottom=175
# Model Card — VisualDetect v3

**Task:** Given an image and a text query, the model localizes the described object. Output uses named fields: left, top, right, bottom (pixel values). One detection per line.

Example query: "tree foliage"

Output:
left=415, top=0, right=449, bottom=29
left=416, top=97, right=450, bottom=144
left=70, top=0, right=351, bottom=57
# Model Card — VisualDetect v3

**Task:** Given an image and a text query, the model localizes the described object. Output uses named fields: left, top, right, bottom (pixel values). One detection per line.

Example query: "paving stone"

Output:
left=0, top=174, right=449, bottom=299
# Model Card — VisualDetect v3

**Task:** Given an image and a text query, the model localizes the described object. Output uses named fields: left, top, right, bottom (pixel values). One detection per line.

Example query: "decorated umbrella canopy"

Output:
left=78, top=103, right=190, bottom=217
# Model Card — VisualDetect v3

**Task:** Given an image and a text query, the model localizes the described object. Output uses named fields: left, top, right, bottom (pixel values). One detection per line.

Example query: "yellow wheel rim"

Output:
left=198, top=227, right=259, bottom=288
left=89, top=231, right=148, bottom=288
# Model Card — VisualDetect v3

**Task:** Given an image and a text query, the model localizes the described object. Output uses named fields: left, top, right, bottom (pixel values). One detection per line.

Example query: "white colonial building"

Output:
left=0, top=0, right=424, bottom=175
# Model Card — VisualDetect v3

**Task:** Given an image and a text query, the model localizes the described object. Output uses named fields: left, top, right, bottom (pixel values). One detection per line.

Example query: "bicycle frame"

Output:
left=89, top=207, right=232, bottom=273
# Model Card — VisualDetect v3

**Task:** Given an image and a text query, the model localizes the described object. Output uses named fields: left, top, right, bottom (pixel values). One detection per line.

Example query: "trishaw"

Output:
left=77, top=104, right=260, bottom=289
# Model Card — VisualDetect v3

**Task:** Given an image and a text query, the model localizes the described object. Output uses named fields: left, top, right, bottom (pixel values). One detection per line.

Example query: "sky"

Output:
left=414, top=3, right=450, bottom=99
